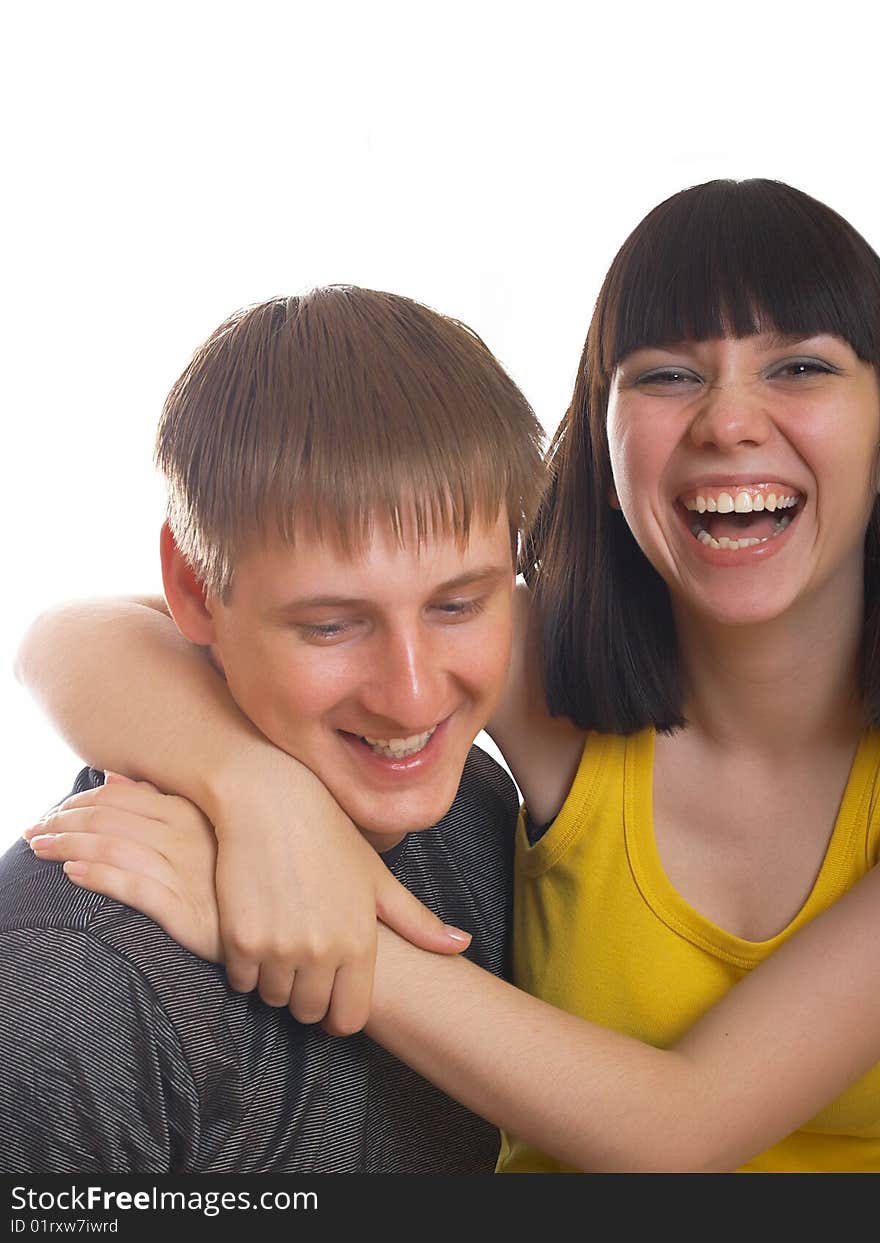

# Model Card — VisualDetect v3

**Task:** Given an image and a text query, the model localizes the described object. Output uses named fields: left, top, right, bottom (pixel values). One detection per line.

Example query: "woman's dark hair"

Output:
left=521, top=178, right=880, bottom=733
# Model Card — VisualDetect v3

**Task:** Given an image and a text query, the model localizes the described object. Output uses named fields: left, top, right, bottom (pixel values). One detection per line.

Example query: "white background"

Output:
left=3, top=0, right=879, bottom=845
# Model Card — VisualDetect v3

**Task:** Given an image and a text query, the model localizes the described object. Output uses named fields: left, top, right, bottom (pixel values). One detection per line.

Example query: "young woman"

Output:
left=17, top=178, right=880, bottom=1171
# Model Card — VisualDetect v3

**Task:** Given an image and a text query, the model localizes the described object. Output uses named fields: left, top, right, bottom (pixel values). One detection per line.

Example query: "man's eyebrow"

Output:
left=269, top=594, right=372, bottom=614
left=431, top=564, right=513, bottom=593
left=269, top=564, right=512, bottom=615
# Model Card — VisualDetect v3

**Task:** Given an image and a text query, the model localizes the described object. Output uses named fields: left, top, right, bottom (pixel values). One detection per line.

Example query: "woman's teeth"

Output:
left=361, top=727, right=436, bottom=759
left=683, top=490, right=799, bottom=514
left=681, top=485, right=802, bottom=551
left=691, top=514, right=793, bottom=550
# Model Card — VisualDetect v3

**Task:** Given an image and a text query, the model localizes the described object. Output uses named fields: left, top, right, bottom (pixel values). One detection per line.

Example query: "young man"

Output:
left=1, top=287, right=545, bottom=1174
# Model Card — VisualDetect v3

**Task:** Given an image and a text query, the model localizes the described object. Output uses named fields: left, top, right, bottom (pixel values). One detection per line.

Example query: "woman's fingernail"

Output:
left=29, top=834, right=57, bottom=853
left=104, top=771, right=136, bottom=785
left=443, top=925, right=472, bottom=943
left=63, top=861, right=88, bottom=878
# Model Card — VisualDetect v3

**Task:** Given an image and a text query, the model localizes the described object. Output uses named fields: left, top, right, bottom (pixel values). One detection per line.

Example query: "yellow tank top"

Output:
left=497, top=728, right=880, bottom=1173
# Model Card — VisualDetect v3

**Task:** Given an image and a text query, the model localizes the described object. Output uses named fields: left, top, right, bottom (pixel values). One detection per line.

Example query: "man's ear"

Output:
left=159, top=523, right=218, bottom=646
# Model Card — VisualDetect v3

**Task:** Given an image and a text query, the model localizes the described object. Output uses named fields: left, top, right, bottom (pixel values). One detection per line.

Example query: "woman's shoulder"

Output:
left=487, top=581, right=589, bottom=824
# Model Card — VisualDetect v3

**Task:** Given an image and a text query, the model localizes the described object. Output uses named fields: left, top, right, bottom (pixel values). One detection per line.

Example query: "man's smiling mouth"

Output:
left=678, top=484, right=805, bottom=552
left=359, top=727, right=437, bottom=759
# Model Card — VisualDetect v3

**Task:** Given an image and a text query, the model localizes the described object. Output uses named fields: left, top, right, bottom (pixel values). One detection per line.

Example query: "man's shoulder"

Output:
left=0, top=774, right=340, bottom=1175
left=0, top=834, right=231, bottom=1008
left=0, top=765, right=106, bottom=932
left=402, top=745, right=519, bottom=875
left=0, top=767, right=150, bottom=942
left=2, top=767, right=179, bottom=948
left=445, top=741, right=521, bottom=829
left=0, top=827, right=217, bottom=1173
left=0, top=834, right=110, bottom=938
left=0, top=841, right=184, bottom=1022
left=0, top=770, right=228, bottom=1000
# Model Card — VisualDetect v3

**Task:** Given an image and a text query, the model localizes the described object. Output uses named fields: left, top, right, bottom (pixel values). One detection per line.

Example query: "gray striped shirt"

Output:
left=0, top=746, right=517, bottom=1174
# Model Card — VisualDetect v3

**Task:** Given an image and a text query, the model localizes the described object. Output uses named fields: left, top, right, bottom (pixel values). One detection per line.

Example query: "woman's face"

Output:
left=606, top=332, right=880, bottom=629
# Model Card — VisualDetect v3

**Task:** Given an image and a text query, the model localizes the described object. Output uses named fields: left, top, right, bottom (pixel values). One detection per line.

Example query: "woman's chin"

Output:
left=673, top=583, right=803, bottom=631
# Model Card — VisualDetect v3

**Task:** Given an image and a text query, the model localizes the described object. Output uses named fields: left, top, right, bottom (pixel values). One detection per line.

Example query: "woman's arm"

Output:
left=35, top=774, right=880, bottom=1172
left=14, top=597, right=473, bottom=1031
left=17, top=595, right=272, bottom=804
left=367, top=867, right=880, bottom=1171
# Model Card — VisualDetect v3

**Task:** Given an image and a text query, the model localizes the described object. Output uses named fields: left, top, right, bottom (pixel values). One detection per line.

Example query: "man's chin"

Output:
left=320, top=730, right=475, bottom=835
left=337, top=784, right=460, bottom=839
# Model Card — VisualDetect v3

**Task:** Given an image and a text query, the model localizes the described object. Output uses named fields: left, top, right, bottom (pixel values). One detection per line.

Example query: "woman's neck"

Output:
left=673, top=580, right=865, bottom=756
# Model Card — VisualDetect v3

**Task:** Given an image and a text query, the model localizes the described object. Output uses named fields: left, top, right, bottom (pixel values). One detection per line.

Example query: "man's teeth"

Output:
left=683, top=490, right=800, bottom=515
left=690, top=514, right=793, bottom=550
left=361, top=727, right=436, bottom=759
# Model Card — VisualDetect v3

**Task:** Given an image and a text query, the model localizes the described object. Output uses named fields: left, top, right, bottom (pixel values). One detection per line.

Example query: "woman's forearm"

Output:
left=367, top=866, right=880, bottom=1172
left=367, top=929, right=697, bottom=1171
left=367, top=931, right=677, bottom=1170
left=13, top=597, right=322, bottom=819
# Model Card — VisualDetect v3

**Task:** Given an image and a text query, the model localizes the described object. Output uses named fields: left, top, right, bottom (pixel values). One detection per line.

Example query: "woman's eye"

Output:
left=635, top=368, right=701, bottom=388
left=768, top=358, right=837, bottom=380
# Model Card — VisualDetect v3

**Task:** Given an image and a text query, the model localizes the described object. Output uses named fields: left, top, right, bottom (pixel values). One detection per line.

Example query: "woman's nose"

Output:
left=688, top=381, right=772, bottom=452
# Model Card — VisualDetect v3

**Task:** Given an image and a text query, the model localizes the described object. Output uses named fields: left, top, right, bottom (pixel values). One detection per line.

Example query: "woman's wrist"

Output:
left=201, top=736, right=343, bottom=835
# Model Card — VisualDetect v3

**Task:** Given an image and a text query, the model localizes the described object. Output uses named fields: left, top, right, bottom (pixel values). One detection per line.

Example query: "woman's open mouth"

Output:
left=678, top=484, right=805, bottom=552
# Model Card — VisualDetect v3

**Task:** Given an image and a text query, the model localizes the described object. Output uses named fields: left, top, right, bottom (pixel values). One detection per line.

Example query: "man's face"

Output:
left=204, top=511, right=515, bottom=849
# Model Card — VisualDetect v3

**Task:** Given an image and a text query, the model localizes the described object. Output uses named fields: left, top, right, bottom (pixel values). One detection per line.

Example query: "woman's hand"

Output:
left=204, top=756, right=473, bottom=1033
left=23, top=769, right=473, bottom=1034
left=23, top=773, right=223, bottom=963
left=207, top=766, right=383, bottom=1031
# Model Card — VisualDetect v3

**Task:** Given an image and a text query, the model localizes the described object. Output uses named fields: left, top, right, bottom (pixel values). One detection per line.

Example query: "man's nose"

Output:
left=360, top=627, right=443, bottom=733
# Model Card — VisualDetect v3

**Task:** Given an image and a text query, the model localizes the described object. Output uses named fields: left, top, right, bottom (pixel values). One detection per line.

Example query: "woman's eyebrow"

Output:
left=758, top=331, right=818, bottom=350
left=619, top=333, right=837, bottom=365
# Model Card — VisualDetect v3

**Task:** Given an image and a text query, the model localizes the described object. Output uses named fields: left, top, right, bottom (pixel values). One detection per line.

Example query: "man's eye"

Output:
left=297, top=621, right=352, bottom=641
left=432, top=599, right=485, bottom=620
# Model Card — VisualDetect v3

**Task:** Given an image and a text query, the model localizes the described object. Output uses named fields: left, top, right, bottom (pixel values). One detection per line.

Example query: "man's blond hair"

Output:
left=157, top=286, right=546, bottom=596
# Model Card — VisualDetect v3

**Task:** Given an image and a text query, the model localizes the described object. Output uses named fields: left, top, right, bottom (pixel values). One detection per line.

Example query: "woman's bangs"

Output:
left=599, top=180, right=880, bottom=374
